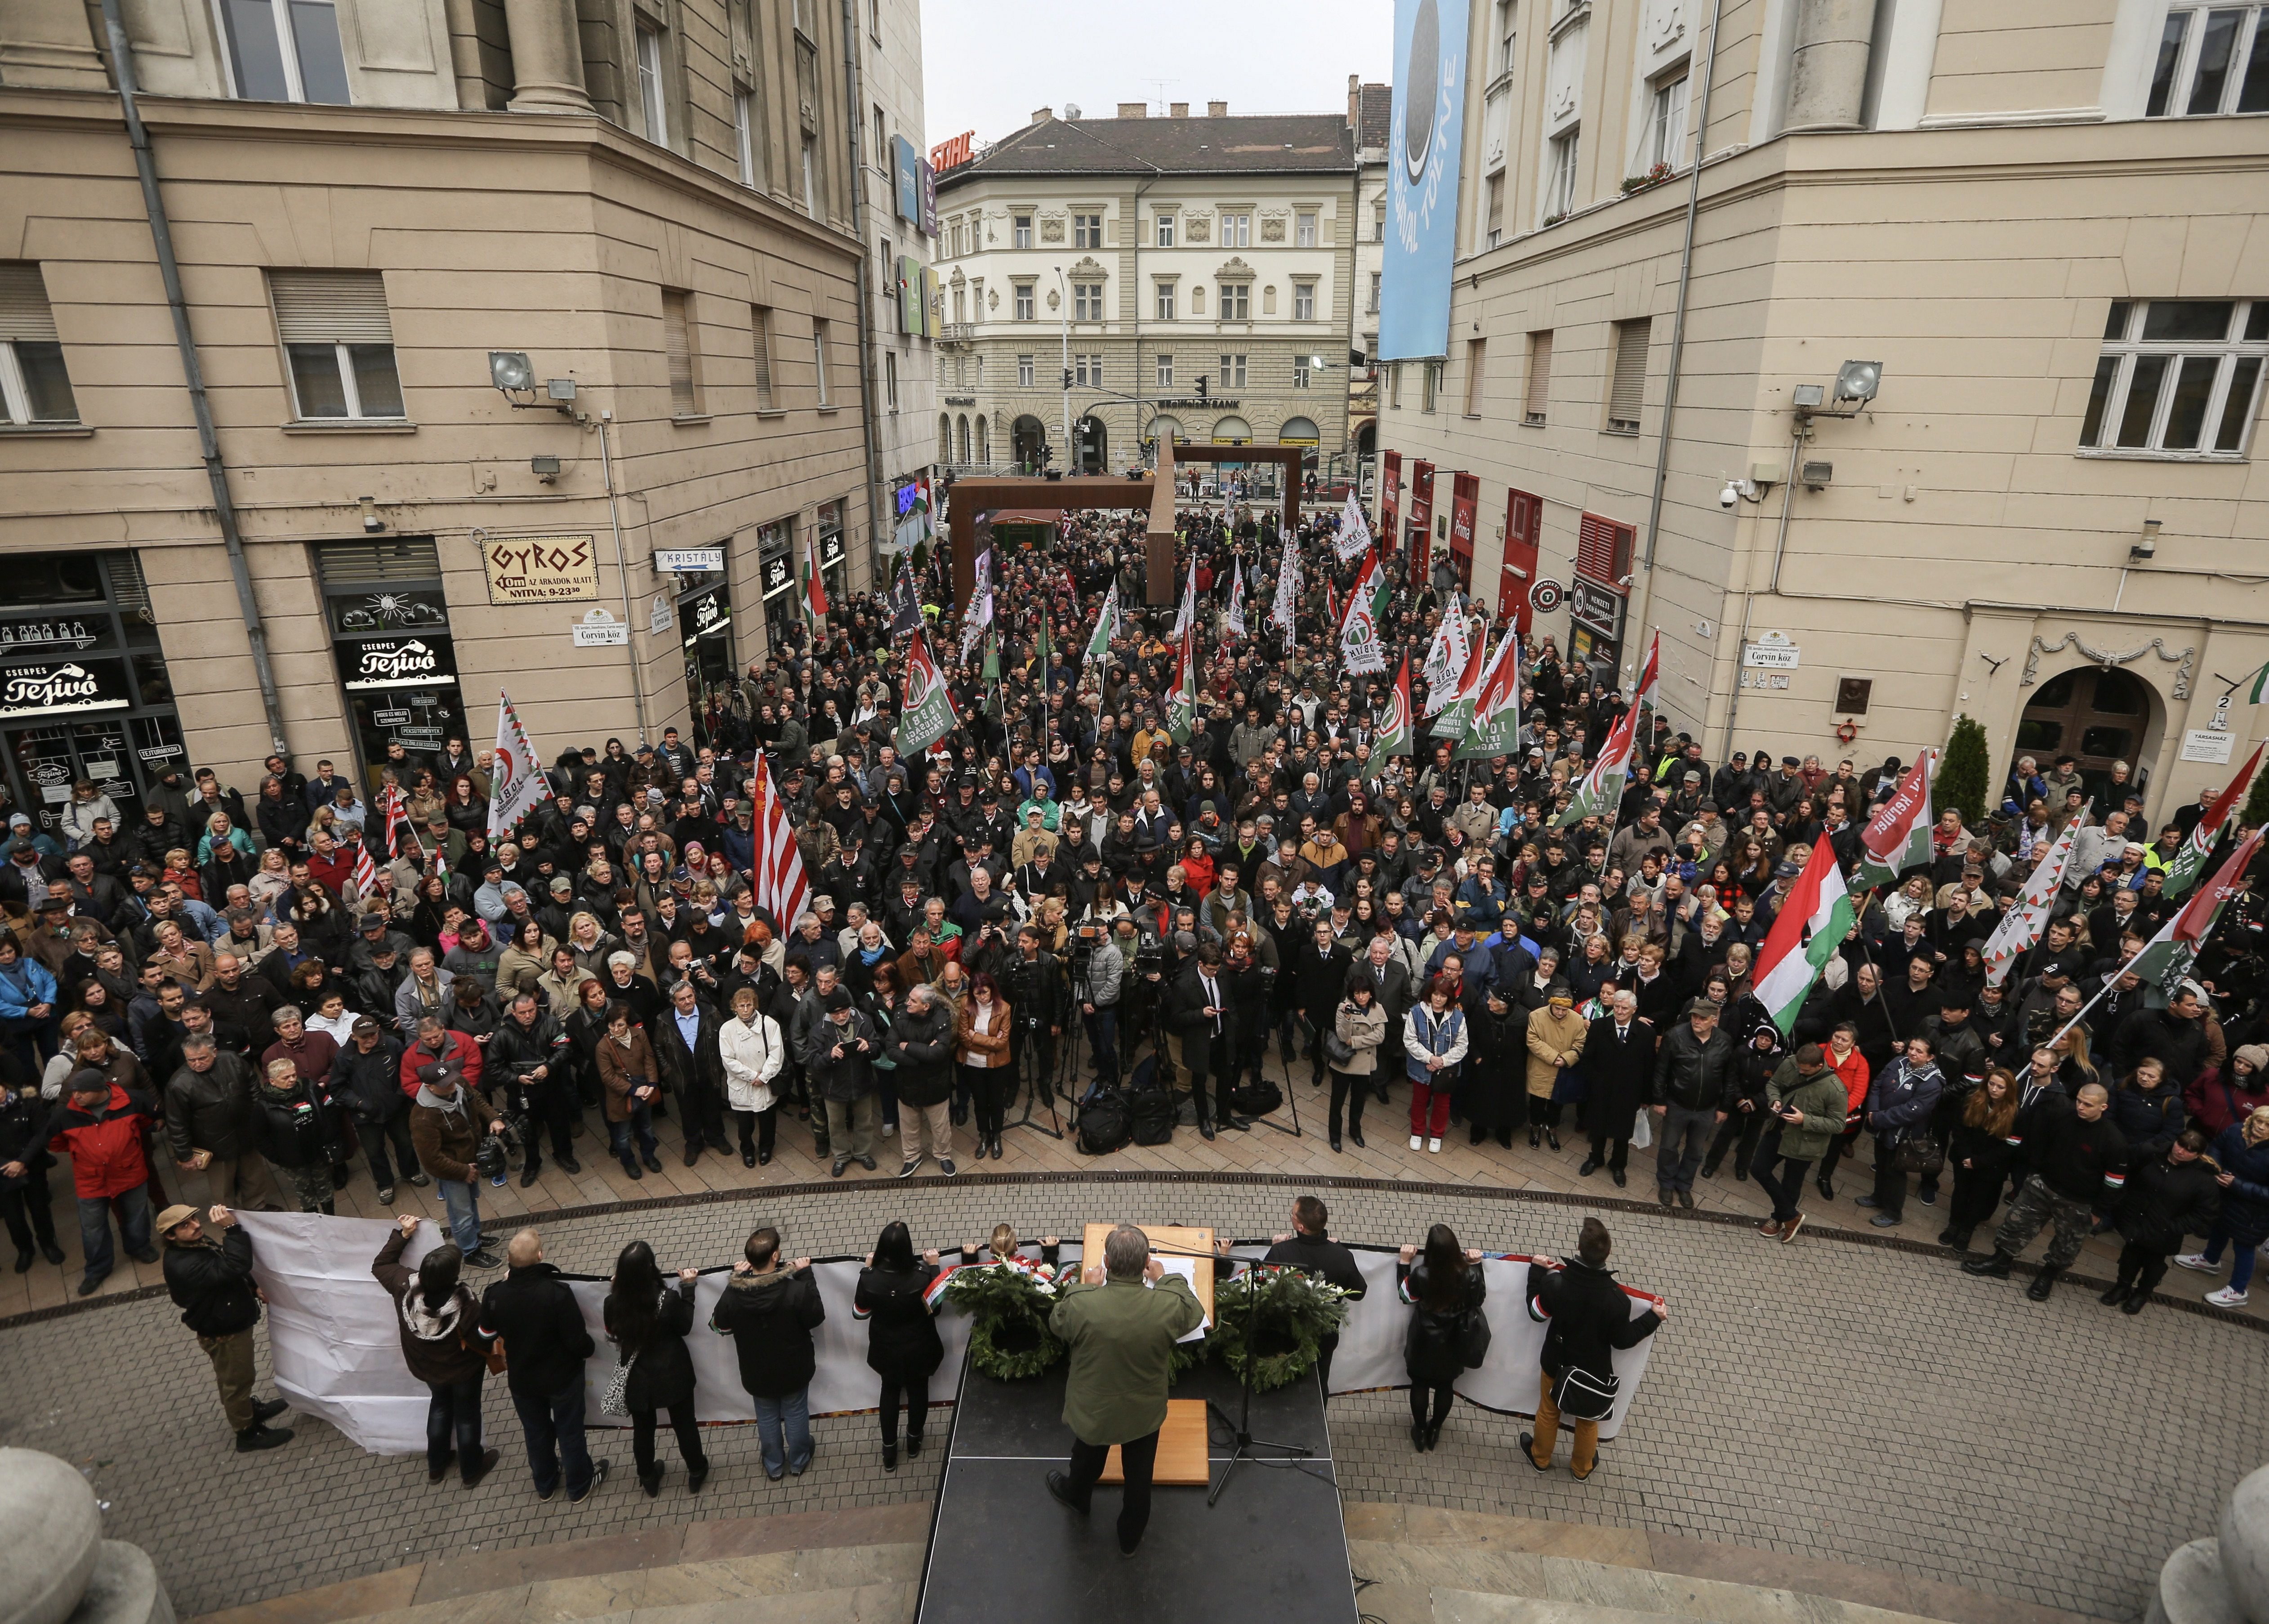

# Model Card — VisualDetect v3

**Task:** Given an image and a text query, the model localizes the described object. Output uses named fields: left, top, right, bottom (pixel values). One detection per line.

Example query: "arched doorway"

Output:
left=1355, top=420, right=1376, bottom=458
left=1012, top=414, right=1048, bottom=472
left=937, top=413, right=951, bottom=462
left=975, top=415, right=989, bottom=462
left=2015, top=666, right=2161, bottom=808
left=1076, top=413, right=1108, bottom=473
left=955, top=414, right=970, bottom=463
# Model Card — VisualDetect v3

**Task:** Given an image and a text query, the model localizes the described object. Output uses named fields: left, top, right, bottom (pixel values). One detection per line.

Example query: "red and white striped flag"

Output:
left=350, top=833, right=377, bottom=901
left=379, top=784, right=421, bottom=864
left=749, top=752, right=810, bottom=932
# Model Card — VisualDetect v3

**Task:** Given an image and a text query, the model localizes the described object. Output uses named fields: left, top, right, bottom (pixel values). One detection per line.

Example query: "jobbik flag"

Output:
left=1755, top=839, right=1858, bottom=1035
left=2164, top=740, right=2264, bottom=899
left=487, top=691, right=550, bottom=840
left=1082, top=580, right=1119, bottom=682
left=1982, top=810, right=2086, bottom=988
left=896, top=628, right=959, bottom=756
left=1339, top=550, right=1390, bottom=676
left=1270, top=536, right=1300, bottom=651
left=1854, top=749, right=1938, bottom=888
left=1432, top=627, right=1488, bottom=737
left=1632, top=629, right=1660, bottom=712
left=1335, top=489, right=1373, bottom=562
left=1170, top=563, right=1198, bottom=642
left=2122, top=825, right=2266, bottom=998
left=1165, top=617, right=1199, bottom=745
left=1454, top=630, right=1521, bottom=761
left=1422, top=594, right=1470, bottom=709
left=1224, top=559, right=1247, bottom=639
left=961, top=547, right=994, bottom=656
left=1557, top=698, right=1640, bottom=827
left=1374, top=656, right=1414, bottom=759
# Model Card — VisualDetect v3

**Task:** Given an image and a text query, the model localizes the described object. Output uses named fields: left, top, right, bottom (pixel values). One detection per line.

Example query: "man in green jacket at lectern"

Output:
left=1045, top=1222, right=1206, bottom=1556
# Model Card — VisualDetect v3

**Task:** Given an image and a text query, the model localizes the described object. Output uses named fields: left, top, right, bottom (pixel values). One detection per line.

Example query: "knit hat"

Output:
left=2237, top=1045, right=2269, bottom=1073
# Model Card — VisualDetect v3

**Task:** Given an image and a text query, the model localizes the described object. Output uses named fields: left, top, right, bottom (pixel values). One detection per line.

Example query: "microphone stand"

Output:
left=1141, top=1241, right=1318, bottom=1507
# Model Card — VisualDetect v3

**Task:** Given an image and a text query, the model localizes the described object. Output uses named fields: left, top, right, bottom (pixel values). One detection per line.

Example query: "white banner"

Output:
left=487, top=692, right=551, bottom=841
left=236, top=1218, right=1658, bottom=1455
left=1335, top=491, right=1373, bottom=562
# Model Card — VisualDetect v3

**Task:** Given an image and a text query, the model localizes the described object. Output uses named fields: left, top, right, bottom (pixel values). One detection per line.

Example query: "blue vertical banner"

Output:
left=1380, top=0, right=1468, bottom=361
left=893, top=134, right=920, bottom=225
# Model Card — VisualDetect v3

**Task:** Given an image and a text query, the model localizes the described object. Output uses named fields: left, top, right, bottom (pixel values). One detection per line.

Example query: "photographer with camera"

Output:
left=489, top=990, right=578, bottom=1187
left=406, top=1048, right=505, bottom=1270
left=1003, top=924, right=1066, bottom=1107
left=1074, top=911, right=1125, bottom=1088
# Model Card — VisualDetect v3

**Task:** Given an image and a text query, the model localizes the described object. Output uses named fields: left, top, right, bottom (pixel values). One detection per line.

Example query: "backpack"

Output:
left=1230, top=1078, right=1283, bottom=1118
left=1130, top=1086, right=1176, bottom=1146
left=1078, top=1088, right=1131, bottom=1156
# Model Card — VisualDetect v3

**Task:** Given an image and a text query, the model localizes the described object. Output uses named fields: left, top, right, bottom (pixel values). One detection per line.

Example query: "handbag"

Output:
left=1551, top=1364, right=1620, bottom=1422
left=1456, top=1303, right=1493, bottom=1369
left=1893, top=1132, right=1944, bottom=1175
left=600, top=1353, right=636, bottom=1416
left=1321, top=1028, right=1356, bottom=1066
left=1551, top=1066, right=1585, bottom=1104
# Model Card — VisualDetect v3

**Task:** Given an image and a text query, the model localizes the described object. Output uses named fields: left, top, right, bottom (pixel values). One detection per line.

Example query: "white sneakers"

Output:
left=2175, top=1254, right=2218, bottom=1272
left=1409, top=1134, right=1423, bottom=1151
left=2208, top=1287, right=2252, bottom=1308
left=1427, top=1137, right=1443, bottom=1154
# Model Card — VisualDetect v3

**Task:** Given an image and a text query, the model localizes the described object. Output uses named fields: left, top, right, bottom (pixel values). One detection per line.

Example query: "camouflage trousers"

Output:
left=1993, top=1173, right=2094, bottom=1270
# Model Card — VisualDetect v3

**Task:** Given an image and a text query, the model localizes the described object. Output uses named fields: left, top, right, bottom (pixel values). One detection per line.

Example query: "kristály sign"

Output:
left=342, top=637, right=458, bottom=691
left=481, top=535, right=599, bottom=604
left=655, top=548, right=726, bottom=575
left=0, top=658, right=131, bottom=719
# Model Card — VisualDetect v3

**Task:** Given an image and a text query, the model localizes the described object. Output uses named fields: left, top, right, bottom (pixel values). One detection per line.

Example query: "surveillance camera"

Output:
left=1720, top=482, right=1739, bottom=509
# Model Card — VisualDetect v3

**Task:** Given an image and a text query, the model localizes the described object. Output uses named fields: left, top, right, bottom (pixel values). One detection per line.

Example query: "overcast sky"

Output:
left=920, top=0, right=1394, bottom=149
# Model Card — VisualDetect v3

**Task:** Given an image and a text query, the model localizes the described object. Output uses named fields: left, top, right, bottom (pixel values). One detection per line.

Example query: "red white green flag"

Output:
left=2126, top=824, right=2265, bottom=996
left=1855, top=749, right=1938, bottom=888
left=1632, top=629, right=1660, bottom=712
left=1431, top=625, right=1488, bottom=737
left=2163, top=740, right=2264, bottom=899
left=1166, top=616, right=1198, bottom=744
left=1755, top=839, right=1858, bottom=1035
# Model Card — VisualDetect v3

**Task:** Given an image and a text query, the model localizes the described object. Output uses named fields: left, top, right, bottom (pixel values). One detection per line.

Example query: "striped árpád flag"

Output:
left=350, top=832, right=377, bottom=901
left=749, top=751, right=810, bottom=932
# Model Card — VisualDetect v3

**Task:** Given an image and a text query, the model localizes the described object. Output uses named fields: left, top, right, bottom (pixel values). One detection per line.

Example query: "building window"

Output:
left=661, top=289, right=702, bottom=416
left=1545, top=129, right=1578, bottom=219
left=1157, top=352, right=1174, bottom=388
left=0, top=264, right=79, bottom=425
left=1464, top=337, right=1487, bottom=415
left=1074, top=213, right=1103, bottom=248
left=873, top=106, right=888, bottom=168
left=1607, top=318, right=1650, bottom=433
left=1293, top=357, right=1311, bottom=388
left=1485, top=173, right=1505, bottom=247
left=1014, top=212, right=1034, bottom=248
left=1421, top=361, right=1439, bottom=412
left=636, top=22, right=669, bottom=146
left=1073, top=281, right=1104, bottom=321
left=884, top=351, right=898, bottom=412
left=1219, top=283, right=1249, bottom=320
left=1156, top=280, right=1176, bottom=319
left=1498, top=0, right=1519, bottom=74
left=1075, top=353, right=1102, bottom=387
left=1217, top=352, right=1247, bottom=388
left=1368, top=271, right=1381, bottom=313
left=2080, top=298, right=2267, bottom=455
left=813, top=320, right=832, bottom=406
left=1156, top=213, right=1176, bottom=247
left=268, top=269, right=404, bottom=421
left=1296, top=211, right=1317, bottom=247
left=1373, top=204, right=1386, bottom=241
left=1524, top=329, right=1552, bottom=423
left=750, top=305, right=776, bottom=410
left=1222, top=213, right=1251, bottom=248
left=1293, top=281, right=1315, bottom=321
left=1387, top=363, right=1402, bottom=409
left=2147, top=4, right=2269, bottom=116
left=1017, top=353, right=1034, bottom=387
left=800, top=135, right=817, bottom=215
left=733, top=88, right=758, bottom=184
left=217, top=0, right=348, bottom=104
left=973, top=354, right=983, bottom=387
left=1014, top=282, right=1035, bottom=320
left=1650, top=72, right=1690, bottom=169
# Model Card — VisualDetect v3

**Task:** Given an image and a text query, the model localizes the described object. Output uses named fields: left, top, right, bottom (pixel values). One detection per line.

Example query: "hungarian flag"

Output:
left=749, top=751, right=810, bottom=929
left=1755, top=839, right=1858, bottom=1035
left=1855, top=750, right=1937, bottom=888
left=1454, top=630, right=1522, bottom=761
left=1981, top=810, right=2086, bottom=986
left=1632, top=629, right=1660, bottom=712
left=802, top=530, right=830, bottom=630
left=1083, top=581, right=1119, bottom=683
left=2164, top=741, right=2263, bottom=898
left=2124, top=824, right=2265, bottom=997
left=1557, top=699, right=1640, bottom=827
left=1374, top=656, right=1414, bottom=758
left=896, top=627, right=959, bottom=755
left=487, top=690, right=550, bottom=841
left=1166, top=617, right=1198, bottom=745
left=1431, top=626, right=1488, bottom=738
left=1170, top=563, right=1197, bottom=642
left=2237, top=661, right=2269, bottom=705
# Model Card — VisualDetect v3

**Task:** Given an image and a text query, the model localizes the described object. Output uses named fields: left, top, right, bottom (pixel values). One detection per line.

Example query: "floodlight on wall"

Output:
left=1791, top=383, right=1825, bottom=410
left=490, top=351, right=534, bottom=392
left=490, top=351, right=580, bottom=417
left=1833, top=360, right=1881, bottom=405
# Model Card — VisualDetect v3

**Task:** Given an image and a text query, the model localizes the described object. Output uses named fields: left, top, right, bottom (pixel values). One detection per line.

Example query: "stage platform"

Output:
left=914, top=1354, right=1358, bottom=1624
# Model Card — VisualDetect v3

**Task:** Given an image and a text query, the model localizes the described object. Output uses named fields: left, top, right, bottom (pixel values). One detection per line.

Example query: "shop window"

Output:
left=0, top=264, right=78, bottom=426
left=269, top=269, right=405, bottom=421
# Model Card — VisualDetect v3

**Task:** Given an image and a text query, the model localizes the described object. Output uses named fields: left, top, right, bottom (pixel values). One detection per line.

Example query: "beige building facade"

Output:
left=931, top=102, right=1358, bottom=486
left=0, top=0, right=883, bottom=826
left=1378, top=0, right=2269, bottom=826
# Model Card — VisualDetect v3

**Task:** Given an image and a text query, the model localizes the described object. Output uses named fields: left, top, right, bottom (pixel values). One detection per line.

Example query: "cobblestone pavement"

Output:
left=1, top=1173, right=2261, bottom=1622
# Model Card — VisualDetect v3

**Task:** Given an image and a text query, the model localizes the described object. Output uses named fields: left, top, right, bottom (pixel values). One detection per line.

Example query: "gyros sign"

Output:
left=0, top=660, right=129, bottom=719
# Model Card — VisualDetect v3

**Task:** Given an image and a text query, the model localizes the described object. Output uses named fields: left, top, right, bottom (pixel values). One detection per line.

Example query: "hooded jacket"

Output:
left=371, top=1228, right=490, bottom=1385
left=408, top=1081, right=498, bottom=1184
left=708, top=1264, right=825, bottom=1398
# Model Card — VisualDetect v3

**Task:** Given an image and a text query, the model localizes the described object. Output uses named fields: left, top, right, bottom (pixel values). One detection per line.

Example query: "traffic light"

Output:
left=1196, top=375, right=1209, bottom=401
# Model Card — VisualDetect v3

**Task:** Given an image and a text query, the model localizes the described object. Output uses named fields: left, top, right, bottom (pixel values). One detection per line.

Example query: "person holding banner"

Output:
left=851, top=1220, right=944, bottom=1472
left=1522, top=1218, right=1663, bottom=1480
left=602, top=1240, right=709, bottom=1497
left=371, top=1214, right=496, bottom=1487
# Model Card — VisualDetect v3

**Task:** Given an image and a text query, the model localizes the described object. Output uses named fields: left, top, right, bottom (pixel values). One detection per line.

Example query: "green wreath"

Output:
left=1209, top=1265, right=1354, bottom=1393
left=943, top=1264, right=1065, bottom=1380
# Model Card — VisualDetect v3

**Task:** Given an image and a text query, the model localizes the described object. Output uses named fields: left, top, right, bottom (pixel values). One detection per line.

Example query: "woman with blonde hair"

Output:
left=565, top=910, right=620, bottom=978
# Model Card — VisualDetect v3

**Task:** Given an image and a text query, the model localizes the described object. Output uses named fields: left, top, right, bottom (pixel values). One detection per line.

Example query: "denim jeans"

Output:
left=609, top=1102, right=658, bottom=1169
left=1749, top=1134, right=1813, bottom=1223
left=1657, top=1104, right=1716, bottom=1194
left=752, top=1386, right=812, bottom=1477
left=77, top=1183, right=151, bottom=1283
left=361, top=1111, right=421, bottom=1191
left=2203, top=1227, right=2262, bottom=1294
left=1085, top=1005, right=1119, bottom=1084
left=511, top=1381, right=595, bottom=1498
left=427, top=1373, right=485, bottom=1480
left=437, top=1178, right=481, bottom=1255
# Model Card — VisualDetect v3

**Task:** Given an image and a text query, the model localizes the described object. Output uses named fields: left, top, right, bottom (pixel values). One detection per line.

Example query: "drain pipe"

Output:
left=1718, top=421, right=1807, bottom=745
left=595, top=411, right=651, bottom=745
left=1622, top=0, right=1729, bottom=692
left=841, top=0, right=891, bottom=591
left=96, top=0, right=288, bottom=758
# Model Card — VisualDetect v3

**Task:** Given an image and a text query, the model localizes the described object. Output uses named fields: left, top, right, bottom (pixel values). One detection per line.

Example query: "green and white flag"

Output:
left=1338, top=550, right=1389, bottom=676
left=1165, top=618, right=1198, bottom=745
left=1454, top=631, right=1522, bottom=761
left=1556, top=698, right=1641, bottom=827
left=1854, top=749, right=1937, bottom=888
left=2239, top=660, right=2269, bottom=705
left=896, top=628, right=959, bottom=755
left=1374, top=656, right=1414, bottom=759
left=2125, top=825, right=2264, bottom=997
left=1754, top=839, right=1858, bottom=1035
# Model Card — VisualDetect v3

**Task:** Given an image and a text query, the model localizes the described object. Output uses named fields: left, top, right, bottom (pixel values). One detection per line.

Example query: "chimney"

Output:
left=1031, top=105, right=1053, bottom=123
left=1170, top=101, right=1189, bottom=117
left=1349, top=73, right=1360, bottom=127
left=1207, top=99, right=1228, bottom=116
left=1117, top=101, right=1147, bottom=118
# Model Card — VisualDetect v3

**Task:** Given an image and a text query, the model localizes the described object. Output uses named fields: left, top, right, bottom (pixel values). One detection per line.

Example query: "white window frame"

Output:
left=1013, top=213, right=1034, bottom=249
left=0, top=341, right=76, bottom=425
left=801, top=135, right=818, bottom=215
left=1217, top=352, right=1247, bottom=388
left=1293, top=281, right=1316, bottom=321
left=2079, top=298, right=2268, bottom=459
left=1223, top=213, right=1251, bottom=248
left=1014, top=282, right=1035, bottom=321
left=1156, top=352, right=1174, bottom=389
left=1546, top=129, right=1579, bottom=219
left=212, top=0, right=349, bottom=104
left=2146, top=3, right=2269, bottom=117
left=1155, top=213, right=1176, bottom=247
left=1155, top=281, right=1176, bottom=320
left=885, top=351, right=898, bottom=412
left=813, top=321, right=832, bottom=406
left=1649, top=72, right=1690, bottom=170
left=1073, top=213, right=1103, bottom=249
left=1368, top=272, right=1381, bottom=313
left=1293, top=358, right=1311, bottom=388
left=289, top=341, right=401, bottom=420
left=636, top=22, right=669, bottom=147
left=1295, top=211, right=1317, bottom=247
left=1073, top=281, right=1104, bottom=321
left=1219, top=282, right=1249, bottom=321
left=1017, top=353, right=1035, bottom=388
left=733, top=88, right=757, bottom=185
